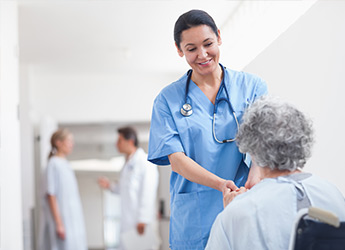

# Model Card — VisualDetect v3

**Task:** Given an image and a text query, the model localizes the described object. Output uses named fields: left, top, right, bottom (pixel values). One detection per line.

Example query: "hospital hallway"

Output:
left=1, top=1, right=345, bottom=250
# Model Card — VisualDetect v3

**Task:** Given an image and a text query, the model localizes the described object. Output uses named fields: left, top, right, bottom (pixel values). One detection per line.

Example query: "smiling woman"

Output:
left=147, top=9, right=268, bottom=250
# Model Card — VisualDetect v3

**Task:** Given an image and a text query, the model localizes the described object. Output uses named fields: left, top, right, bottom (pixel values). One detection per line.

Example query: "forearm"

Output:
left=168, top=152, right=225, bottom=192
left=47, top=195, right=63, bottom=227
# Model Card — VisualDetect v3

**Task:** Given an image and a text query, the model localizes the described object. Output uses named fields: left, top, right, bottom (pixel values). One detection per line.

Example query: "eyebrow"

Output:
left=184, top=38, right=212, bottom=48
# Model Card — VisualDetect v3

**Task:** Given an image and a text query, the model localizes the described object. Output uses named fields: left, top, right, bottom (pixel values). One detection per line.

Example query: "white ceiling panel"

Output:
left=18, top=1, right=241, bottom=74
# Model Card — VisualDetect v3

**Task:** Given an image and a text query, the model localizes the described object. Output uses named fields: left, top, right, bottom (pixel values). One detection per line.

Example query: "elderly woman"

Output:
left=205, top=96, right=345, bottom=250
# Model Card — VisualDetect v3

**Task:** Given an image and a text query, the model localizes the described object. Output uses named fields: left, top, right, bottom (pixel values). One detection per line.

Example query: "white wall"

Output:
left=29, top=69, right=180, bottom=123
left=0, top=2, right=24, bottom=250
left=20, top=64, right=35, bottom=250
left=76, top=172, right=109, bottom=249
left=244, top=0, right=345, bottom=195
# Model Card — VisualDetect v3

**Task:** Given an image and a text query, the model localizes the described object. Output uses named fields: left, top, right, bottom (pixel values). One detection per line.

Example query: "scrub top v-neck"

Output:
left=148, top=66, right=268, bottom=249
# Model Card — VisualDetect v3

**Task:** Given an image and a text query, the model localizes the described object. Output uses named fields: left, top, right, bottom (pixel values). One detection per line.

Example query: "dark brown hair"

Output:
left=117, top=126, right=138, bottom=147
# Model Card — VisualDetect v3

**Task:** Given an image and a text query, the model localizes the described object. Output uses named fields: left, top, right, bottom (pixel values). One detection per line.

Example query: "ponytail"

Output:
left=48, top=147, right=57, bottom=160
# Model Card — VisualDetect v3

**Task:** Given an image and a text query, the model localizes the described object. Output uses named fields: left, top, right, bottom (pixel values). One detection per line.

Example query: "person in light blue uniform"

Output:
left=42, top=129, right=87, bottom=250
left=148, top=9, right=268, bottom=249
left=206, top=96, right=345, bottom=249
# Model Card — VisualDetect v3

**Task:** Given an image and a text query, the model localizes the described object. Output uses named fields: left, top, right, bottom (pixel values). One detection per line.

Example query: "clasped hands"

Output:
left=221, top=175, right=260, bottom=208
left=221, top=180, right=247, bottom=208
left=221, top=165, right=263, bottom=207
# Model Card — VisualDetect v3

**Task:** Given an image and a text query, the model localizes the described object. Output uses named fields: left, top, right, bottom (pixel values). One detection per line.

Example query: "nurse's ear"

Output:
left=217, top=29, right=222, bottom=46
left=175, top=42, right=184, bottom=57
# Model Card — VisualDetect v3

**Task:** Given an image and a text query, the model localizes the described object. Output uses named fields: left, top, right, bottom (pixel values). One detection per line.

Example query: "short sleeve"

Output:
left=46, top=159, right=58, bottom=195
left=148, top=95, right=184, bottom=165
left=254, top=77, right=268, bottom=100
left=242, top=76, right=268, bottom=111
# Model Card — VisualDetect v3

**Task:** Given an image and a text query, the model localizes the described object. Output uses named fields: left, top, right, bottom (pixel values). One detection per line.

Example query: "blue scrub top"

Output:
left=148, top=65, right=268, bottom=249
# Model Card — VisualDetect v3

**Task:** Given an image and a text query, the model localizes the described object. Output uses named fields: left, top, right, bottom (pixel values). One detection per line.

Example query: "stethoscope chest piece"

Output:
left=181, top=103, right=193, bottom=117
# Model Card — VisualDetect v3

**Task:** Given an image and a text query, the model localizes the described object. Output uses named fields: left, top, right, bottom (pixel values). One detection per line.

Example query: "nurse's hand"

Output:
left=221, top=180, right=238, bottom=194
left=223, top=187, right=247, bottom=208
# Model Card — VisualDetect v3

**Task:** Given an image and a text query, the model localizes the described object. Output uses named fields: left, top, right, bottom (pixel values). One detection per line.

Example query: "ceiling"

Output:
left=18, top=0, right=242, bottom=75
left=18, top=1, right=317, bottom=76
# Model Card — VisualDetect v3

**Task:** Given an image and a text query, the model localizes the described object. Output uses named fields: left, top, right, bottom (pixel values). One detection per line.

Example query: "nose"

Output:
left=198, top=47, right=208, bottom=58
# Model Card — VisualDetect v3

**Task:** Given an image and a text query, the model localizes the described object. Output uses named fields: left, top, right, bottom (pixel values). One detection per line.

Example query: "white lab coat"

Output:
left=111, top=148, right=160, bottom=250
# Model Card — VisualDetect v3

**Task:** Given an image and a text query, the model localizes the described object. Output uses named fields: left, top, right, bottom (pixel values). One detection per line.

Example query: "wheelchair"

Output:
left=289, top=207, right=345, bottom=250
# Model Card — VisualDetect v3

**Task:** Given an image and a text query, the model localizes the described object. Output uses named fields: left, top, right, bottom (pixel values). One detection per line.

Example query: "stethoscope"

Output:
left=180, top=64, right=240, bottom=143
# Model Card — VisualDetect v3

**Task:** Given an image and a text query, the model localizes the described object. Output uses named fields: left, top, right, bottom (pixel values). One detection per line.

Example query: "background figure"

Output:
left=148, top=9, right=267, bottom=249
left=206, top=96, right=345, bottom=249
left=98, top=126, right=160, bottom=250
left=42, top=128, right=87, bottom=250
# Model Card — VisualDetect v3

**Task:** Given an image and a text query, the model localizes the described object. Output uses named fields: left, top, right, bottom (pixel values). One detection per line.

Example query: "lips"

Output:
left=199, top=59, right=212, bottom=65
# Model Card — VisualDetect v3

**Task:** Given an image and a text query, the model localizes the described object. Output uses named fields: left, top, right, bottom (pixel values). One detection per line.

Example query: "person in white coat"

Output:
left=98, top=126, right=160, bottom=250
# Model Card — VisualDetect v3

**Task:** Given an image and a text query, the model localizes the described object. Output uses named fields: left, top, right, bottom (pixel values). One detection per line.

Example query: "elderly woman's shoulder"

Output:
left=305, top=174, right=342, bottom=190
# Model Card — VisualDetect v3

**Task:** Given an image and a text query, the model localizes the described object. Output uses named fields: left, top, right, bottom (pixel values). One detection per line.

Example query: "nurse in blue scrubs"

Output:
left=148, top=9, right=268, bottom=249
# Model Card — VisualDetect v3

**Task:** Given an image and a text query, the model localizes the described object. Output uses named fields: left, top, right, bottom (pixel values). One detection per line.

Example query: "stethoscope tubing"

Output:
left=181, top=64, right=239, bottom=143
left=182, top=64, right=236, bottom=115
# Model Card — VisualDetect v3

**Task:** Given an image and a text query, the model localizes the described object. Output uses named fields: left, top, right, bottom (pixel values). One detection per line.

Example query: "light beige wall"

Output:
left=244, top=0, right=345, bottom=195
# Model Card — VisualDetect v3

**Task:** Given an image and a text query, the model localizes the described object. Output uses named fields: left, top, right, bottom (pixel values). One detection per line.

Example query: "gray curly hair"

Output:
left=236, top=96, right=314, bottom=171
